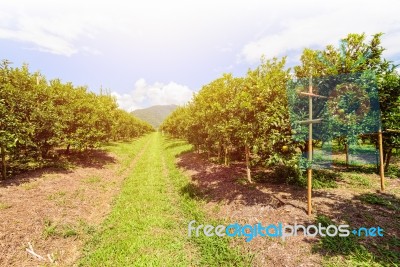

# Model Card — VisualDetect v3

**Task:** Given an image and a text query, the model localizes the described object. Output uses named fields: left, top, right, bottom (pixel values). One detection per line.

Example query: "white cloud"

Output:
left=0, top=1, right=128, bottom=56
left=1, top=0, right=399, bottom=95
left=112, top=79, right=193, bottom=111
left=239, top=0, right=400, bottom=64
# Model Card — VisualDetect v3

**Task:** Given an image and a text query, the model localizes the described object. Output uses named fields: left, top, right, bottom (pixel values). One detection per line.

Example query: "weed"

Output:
left=71, top=188, right=85, bottom=200
left=43, top=219, right=58, bottom=239
left=295, top=170, right=340, bottom=189
left=235, top=176, right=248, bottom=185
left=47, top=191, right=66, bottom=200
left=47, top=191, right=71, bottom=206
left=358, top=193, right=400, bottom=211
left=43, top=219, right=80, bottom=239
left=346, top=174, right=372, bottom=188
left=82, top=176, right=101, bottom=184
left=0, top=201, right=11, bottom=210
left=387, top=166, right=400, bottom=178
left=78, top=219, right=97, bottom=235
left=21, top=181, right=39, bottom=190
left=61, top=224, right=78, bottom=238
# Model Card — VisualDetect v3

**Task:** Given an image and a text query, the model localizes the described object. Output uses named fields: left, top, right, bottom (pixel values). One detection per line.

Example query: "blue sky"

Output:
left=1, top=0, right=399, bottom=111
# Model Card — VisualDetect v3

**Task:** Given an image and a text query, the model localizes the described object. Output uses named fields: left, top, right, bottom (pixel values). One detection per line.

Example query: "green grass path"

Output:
left=79, top=132, right=250, bottom=266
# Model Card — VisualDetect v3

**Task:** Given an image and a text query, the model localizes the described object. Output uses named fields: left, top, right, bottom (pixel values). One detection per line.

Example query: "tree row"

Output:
left=0, top=60, right=153, bottom=178
left=160, top=33, right=400, bottom=183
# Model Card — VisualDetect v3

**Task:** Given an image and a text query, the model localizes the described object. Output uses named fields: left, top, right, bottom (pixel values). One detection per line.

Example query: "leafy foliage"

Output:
left=161, top=58, right=298, bottom=182
left=161, top=32, right=400, bottom=182
left=0, top=60, right=153, bottom=178
left=294, top=33, right=400, bottom=170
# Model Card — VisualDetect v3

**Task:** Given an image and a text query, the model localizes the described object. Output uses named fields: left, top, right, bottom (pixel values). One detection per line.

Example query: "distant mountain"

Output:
left=131, top=104, right=178, bottom=129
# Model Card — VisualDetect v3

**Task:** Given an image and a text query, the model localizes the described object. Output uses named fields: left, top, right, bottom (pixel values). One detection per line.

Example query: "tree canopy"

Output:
left=161, top=33, right=400, bottom=181
left=0, top=60, right=153, bottom=178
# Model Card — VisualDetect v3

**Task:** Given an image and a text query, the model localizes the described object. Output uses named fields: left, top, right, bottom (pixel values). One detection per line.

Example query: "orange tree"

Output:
left=0, top=60, right=153, bottom=178
left=294, top=33, right=400, bottom=170
left=161, top=57, right=298, bottom=182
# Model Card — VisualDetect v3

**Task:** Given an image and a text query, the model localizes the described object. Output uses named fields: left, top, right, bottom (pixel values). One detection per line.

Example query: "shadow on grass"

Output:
left=332, top=161, right=379, bottom=174
left=163, top=138, right=194, bottom=157
left=333, top=161, right=400, bottom=178
left=165, top=140, right=189, bottom=151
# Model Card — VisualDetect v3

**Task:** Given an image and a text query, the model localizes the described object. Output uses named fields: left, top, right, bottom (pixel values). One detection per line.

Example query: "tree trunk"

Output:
left=224, top=147, right=229, bottom=166
left=384, top=148, right=392, bottom=172
left=65, top=144, right=70, bottom=154
left=1, top=145, right=6, bottom=180
left=217, top=142, right=221, bottom=164
left=245, top=144, right=252, bottom=183
left=345, top=142, right=349, bottom=168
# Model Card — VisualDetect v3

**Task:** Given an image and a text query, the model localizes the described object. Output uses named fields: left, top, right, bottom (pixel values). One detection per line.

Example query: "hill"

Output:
left=131, top=104, right=178, bottom=129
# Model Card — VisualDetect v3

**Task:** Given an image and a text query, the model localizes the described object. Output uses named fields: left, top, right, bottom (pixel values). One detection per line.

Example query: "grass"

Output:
left=103, top=137, right=148, bottom=175
left=47, top=190, right=71, bottom=206
left=21, top=180, right=40, bottom=190
left=291, top=169, right=340, bottom=189
left=79, top=133, right=251, bottom=266
left=82, top=175, right=102, bottom=184
left=43, top=218, right=93, bottom=239
left=312, top=170, right=341, bottom=189
left=47, top=191, right=67, bottom=200
left=387, top=165, right=400, bottom=178
left=358, top=193, right=400, bottom=211
left=315, top=215, right=400, bottom=267
left=163, top=137, right=253, bottom=266
left=345, top=173, right=372, bottom=188
left=0, top=201, right=11, bottom=210
left=43, top=219, right=59, bottom=238
left=314, top=215, right=361, bottom=255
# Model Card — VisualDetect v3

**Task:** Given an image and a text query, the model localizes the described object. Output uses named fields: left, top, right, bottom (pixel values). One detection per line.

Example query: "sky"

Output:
left=1, top=0, right=399, bottom=111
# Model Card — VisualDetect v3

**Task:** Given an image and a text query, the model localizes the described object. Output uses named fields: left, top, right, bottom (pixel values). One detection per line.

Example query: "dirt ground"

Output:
left=177, top=152, right=400, bottom=267
left=0, top=150, right=128, bottom=266
left=0, top=145, right=398, bottom=267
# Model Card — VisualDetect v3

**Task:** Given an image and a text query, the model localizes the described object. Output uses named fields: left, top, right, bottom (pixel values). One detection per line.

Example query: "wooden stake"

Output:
left=378, top=128, right=385, bottom=191
left=296, top=75, right=327, bottom=215
left=307, top=75, right=313, bottom=215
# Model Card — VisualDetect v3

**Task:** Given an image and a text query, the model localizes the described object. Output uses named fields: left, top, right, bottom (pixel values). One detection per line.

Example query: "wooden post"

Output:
left=307, top=76, right=313, bottom=216
left=1, top=145, right=6, bottom=180
left=378, top=128, right=385, bottom=191
left=296, top=75, right=326, bottom=215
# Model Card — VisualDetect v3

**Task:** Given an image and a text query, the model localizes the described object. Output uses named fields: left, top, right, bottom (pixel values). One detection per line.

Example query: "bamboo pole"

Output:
left=307, top=76, right=313, bottom=216
left=378, top=128, right=385, bottom=191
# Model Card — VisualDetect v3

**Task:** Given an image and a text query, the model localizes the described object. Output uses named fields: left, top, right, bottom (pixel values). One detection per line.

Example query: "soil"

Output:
left=0, top=150, right=129, bottom=266
left=0, top=146, right=398, bottom=267
left=177, top=151, right=400, bottom=267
